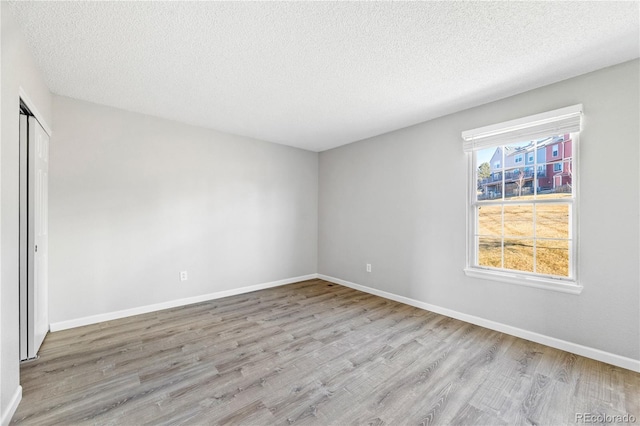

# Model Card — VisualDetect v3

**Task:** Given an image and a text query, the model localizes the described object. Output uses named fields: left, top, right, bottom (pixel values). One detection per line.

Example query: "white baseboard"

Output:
left=50, top=274, right=319, bottom=332
left=49, top=272, right=639, bottom=372
left=1, top=386, right=22, bottom=426
left=318, top=274, right=640, bottom=373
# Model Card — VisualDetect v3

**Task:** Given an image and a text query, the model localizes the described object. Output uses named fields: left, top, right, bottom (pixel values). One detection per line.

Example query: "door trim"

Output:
left=18, top=87, right=52, bottom=137
left=18, top=92, right=51, bottom=361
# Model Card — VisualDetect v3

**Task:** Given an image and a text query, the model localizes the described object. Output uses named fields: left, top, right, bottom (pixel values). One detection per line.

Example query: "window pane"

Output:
left=503, top=204, right=533, bottom=237
left=476, top=145, right=502, bottom=200
left=536, top=160, right=572, bottom=198
left=504, top=238, right=534, bottom=272
left=536, top=239, right=569, bottom=277
left=504, top=167, right=534, bottom=199
left=503, top=141, right=532, bottom=199
left=478, top=205, right=502, bottom=236
left=535, top=204, right=569, bottom=239
left=479, top=179, right=502, bottom=200
left=478, top=237, right=502, bottom=268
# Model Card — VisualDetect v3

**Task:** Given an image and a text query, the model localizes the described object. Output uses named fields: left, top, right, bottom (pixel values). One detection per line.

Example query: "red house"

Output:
left=538, top=134, right=572, bottom=191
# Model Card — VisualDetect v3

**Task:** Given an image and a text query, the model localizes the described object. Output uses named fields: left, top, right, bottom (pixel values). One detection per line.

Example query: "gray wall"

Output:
left=49, top=96, right=318, bottom=324
left=318, top=59, right=640, bottom=361
left=1, top=6, right=638, bottom=422
left=1, top=3, right=53, bottom=421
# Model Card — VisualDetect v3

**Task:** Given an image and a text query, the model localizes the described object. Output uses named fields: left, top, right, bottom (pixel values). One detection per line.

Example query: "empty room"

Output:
left=1, top=1, right=639, bottom=425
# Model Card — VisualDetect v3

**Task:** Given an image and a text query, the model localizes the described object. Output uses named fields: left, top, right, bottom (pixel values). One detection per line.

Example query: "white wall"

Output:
left=318, top=60, right=640, bottom=363
left=49, top=96, right=318, bottom=325
left=0, top=3, right=53, bottom=423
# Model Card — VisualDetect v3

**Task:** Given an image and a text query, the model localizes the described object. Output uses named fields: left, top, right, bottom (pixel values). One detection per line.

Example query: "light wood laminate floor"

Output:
left=12, top=279, right=640, bottom=425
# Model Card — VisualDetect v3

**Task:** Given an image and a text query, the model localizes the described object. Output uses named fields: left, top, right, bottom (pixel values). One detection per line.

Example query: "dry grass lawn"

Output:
left=477, top=194, right=570, bottom=276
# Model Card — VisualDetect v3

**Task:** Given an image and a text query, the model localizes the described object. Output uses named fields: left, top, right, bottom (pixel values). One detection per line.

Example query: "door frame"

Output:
left=18, top=89, right=52, bottom=361
left=19, top=88, right=52, bottom=135
left=19, top=110, right=28, bottom=360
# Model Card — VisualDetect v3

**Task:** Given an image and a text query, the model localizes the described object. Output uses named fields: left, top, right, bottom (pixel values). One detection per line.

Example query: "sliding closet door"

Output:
left=27, top=116, right=49, bottom=358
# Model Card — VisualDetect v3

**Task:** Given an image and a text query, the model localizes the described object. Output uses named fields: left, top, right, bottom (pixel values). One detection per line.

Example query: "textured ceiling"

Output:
left=8, top=1, right=640, bottom=152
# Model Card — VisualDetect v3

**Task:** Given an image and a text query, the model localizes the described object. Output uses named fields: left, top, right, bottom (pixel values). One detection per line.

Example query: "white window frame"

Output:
left=528, top=153, right=534, bottom=163
left=552, top=144, right=559, bottom=157
left=462, top=105, right=582, bottom=294
left=553, top=162, right=563, bottom=172
left=515, top=154, right=523, bottom=163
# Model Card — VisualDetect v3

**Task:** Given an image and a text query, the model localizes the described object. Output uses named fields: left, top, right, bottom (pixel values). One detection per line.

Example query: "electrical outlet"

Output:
left=180, top=271, right=188, bottom=281
left=366, top=264, right=371, bottom=273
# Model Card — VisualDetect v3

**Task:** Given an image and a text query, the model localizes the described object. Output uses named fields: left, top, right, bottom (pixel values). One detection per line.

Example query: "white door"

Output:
left=27, top=116, right=49, bottom=358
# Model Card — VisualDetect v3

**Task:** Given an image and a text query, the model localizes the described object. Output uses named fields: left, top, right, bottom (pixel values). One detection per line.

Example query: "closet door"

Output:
left=27, top=116, right=49, bottom=358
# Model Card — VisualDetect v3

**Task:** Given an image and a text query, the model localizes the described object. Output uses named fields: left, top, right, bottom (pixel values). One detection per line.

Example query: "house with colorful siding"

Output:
left=479, top=134, right=572, bottom=198
left=541, top=135, right=573, bottom=190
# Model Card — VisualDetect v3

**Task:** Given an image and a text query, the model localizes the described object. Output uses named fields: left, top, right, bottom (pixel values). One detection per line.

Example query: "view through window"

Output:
left=473, top=134, right=574, bottom=278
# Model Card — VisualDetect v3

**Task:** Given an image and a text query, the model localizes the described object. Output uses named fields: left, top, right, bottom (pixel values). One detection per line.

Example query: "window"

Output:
left=462, top=105, right=582, bottom=294
left=552, top=144, right=559, bottom=157
left=528, top=153, right=534, bottom=163
left=515, top=154, right=523, bottom=163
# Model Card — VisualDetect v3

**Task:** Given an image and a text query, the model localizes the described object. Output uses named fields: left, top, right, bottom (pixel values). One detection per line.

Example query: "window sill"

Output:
left=463, top=268, right=583, bottom=295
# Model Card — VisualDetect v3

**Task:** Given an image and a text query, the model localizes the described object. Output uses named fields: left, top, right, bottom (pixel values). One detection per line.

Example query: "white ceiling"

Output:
left=8, top=1, right=639, bottom=152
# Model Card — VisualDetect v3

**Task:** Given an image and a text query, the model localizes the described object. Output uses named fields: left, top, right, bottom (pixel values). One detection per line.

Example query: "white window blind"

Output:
left=462, top=104, right=583, bottom=152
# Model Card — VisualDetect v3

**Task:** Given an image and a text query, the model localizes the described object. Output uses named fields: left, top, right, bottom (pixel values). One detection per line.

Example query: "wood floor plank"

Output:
left=12, top=279, right=640, bottom=425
